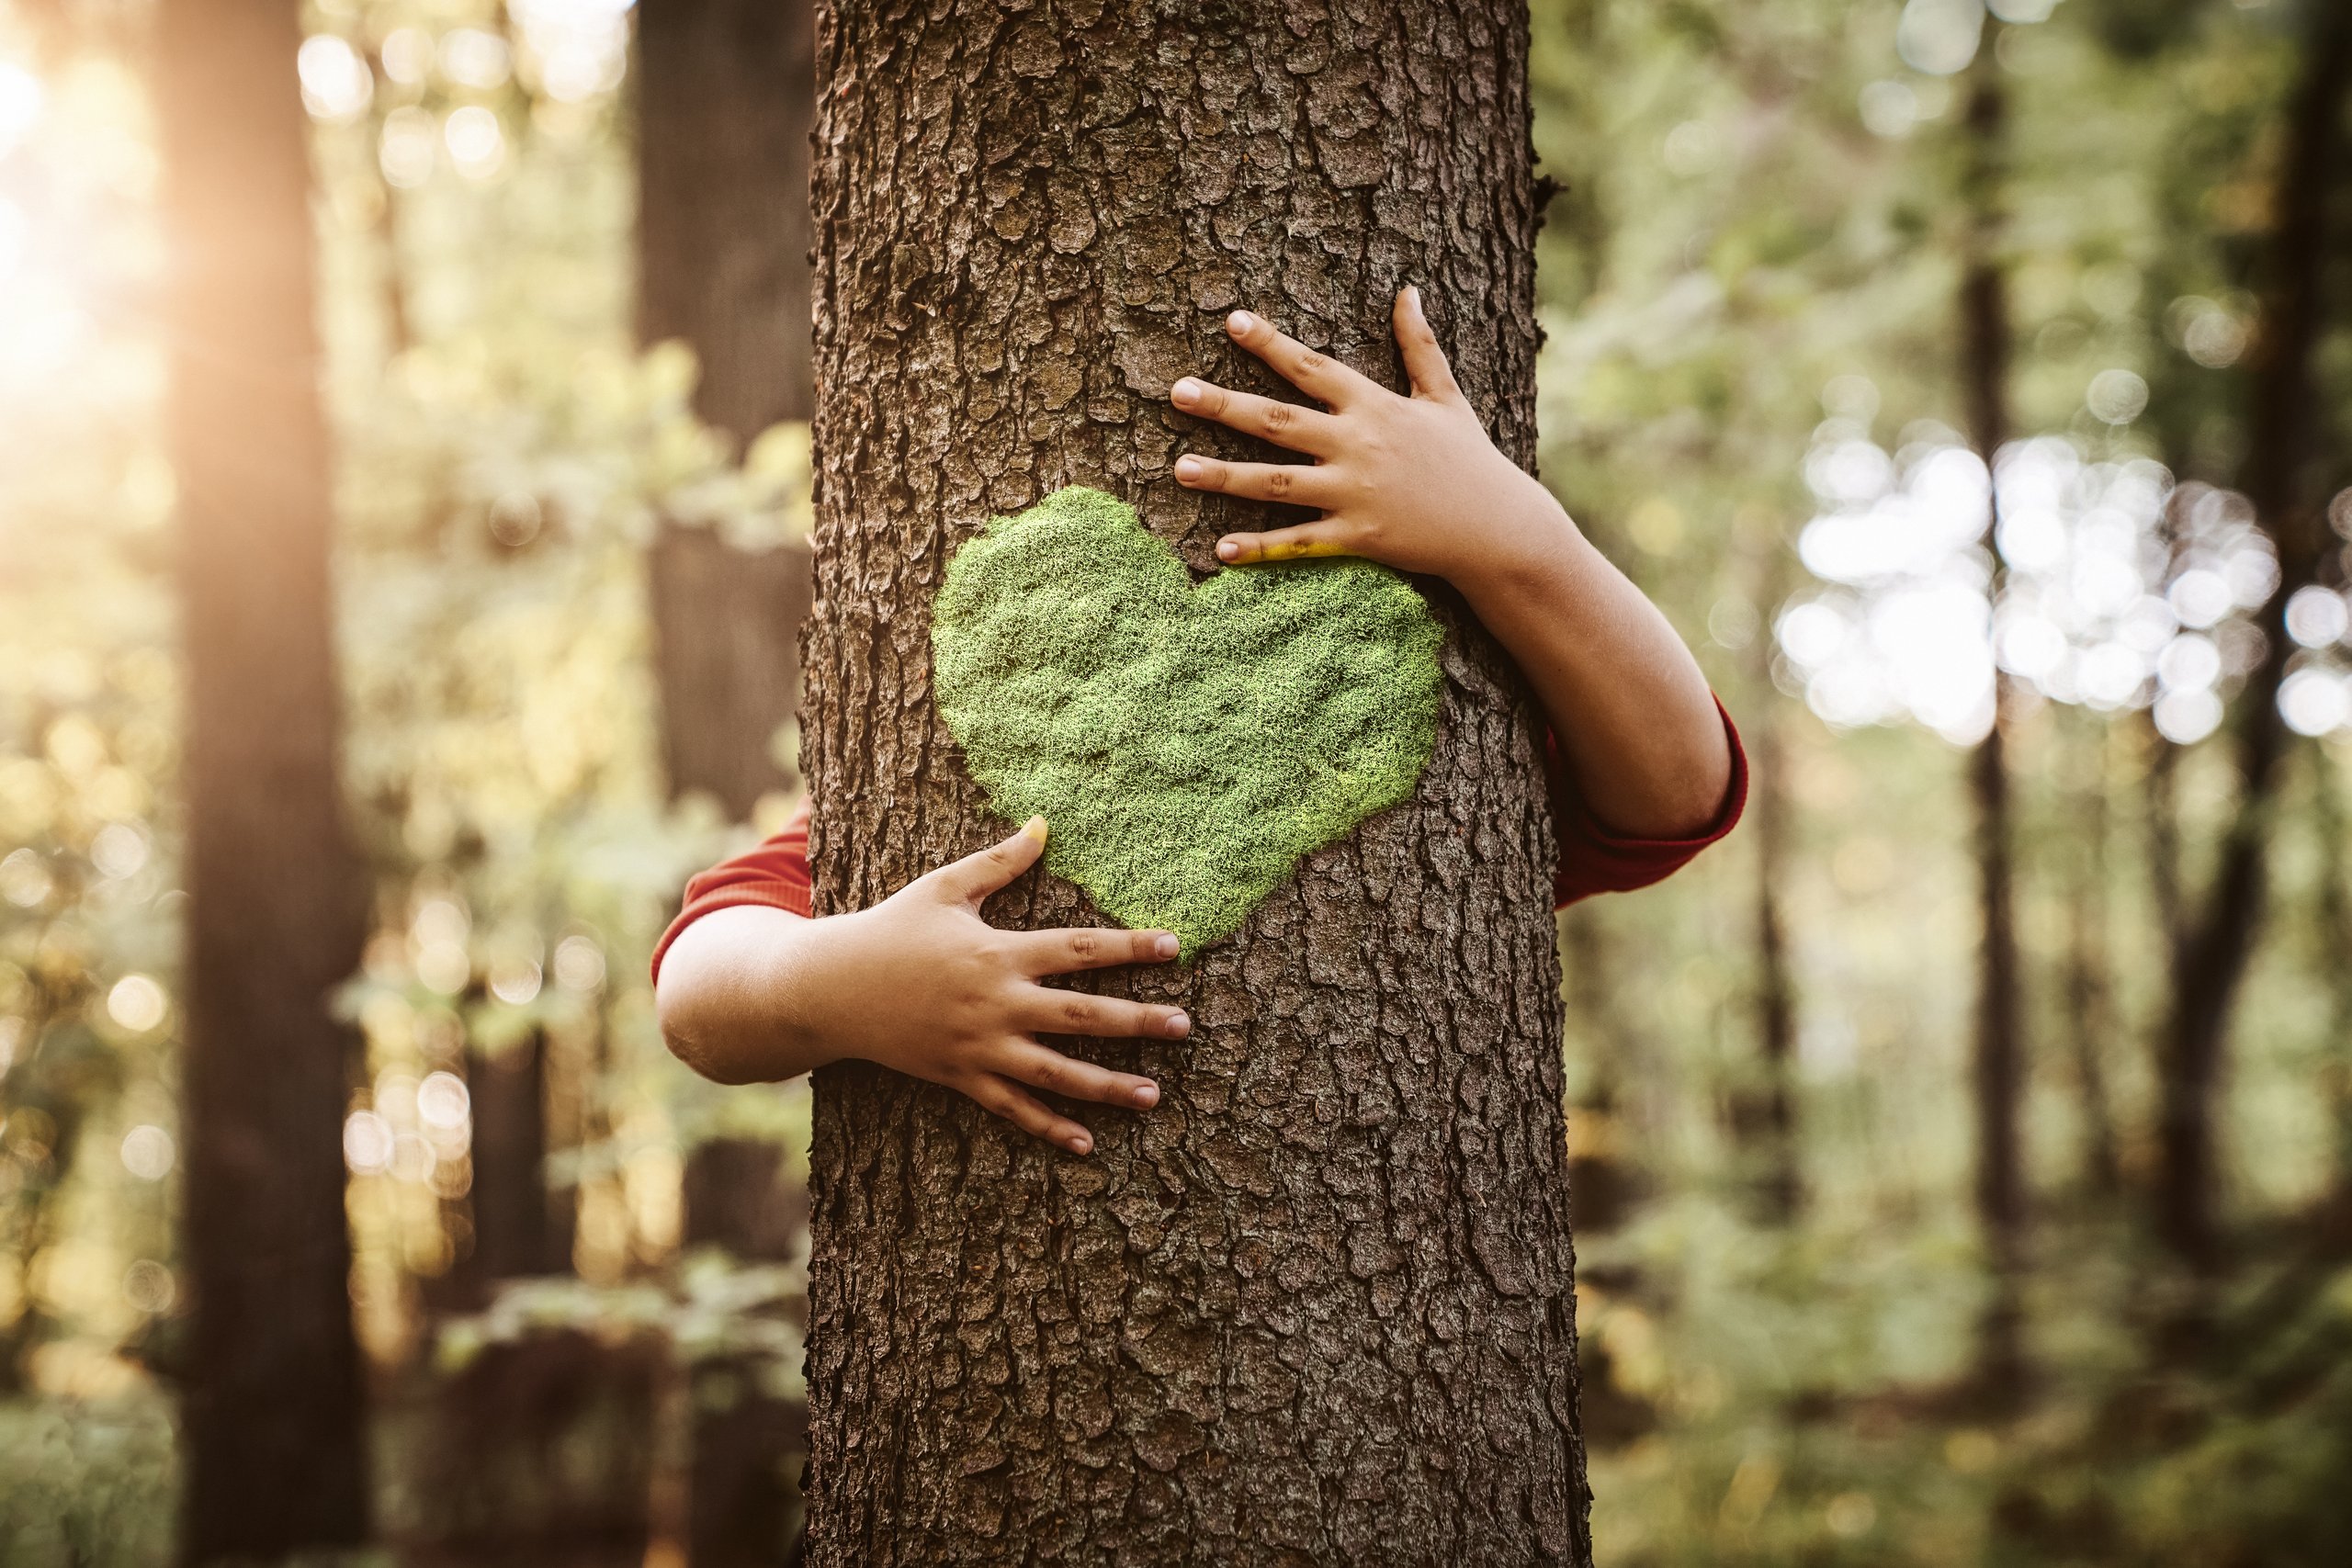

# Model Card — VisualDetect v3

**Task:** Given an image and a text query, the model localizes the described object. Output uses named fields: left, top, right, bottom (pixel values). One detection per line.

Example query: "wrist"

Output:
left=1449, top=477, right=1588, bottom=623
left=775, top=907, right=873, bottom=1072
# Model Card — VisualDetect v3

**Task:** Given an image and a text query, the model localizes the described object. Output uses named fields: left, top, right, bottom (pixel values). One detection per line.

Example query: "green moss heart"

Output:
left=931, top=485, right=1442, bottom=954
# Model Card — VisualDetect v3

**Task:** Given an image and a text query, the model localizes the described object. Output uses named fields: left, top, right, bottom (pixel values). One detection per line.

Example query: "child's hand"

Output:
left=789, top=818, right=1187, bottom=1155
left=1166, top=286, right=1735, bottom=840
left=1169, top=287, right=1563, bottom=598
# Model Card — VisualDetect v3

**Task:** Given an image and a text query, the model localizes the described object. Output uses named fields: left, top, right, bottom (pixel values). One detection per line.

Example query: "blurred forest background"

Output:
left=1, top=0, right=2349, bottom=1562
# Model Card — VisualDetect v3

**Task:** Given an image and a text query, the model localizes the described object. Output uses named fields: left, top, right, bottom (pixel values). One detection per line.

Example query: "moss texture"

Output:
left=932, top=485, right=1443, bottom=954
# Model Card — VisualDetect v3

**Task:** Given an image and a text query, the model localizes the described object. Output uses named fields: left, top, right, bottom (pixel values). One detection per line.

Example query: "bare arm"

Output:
left=655, top=819, right=1191, bottom=1155
left=1169, top=290, right=1731, bottom=839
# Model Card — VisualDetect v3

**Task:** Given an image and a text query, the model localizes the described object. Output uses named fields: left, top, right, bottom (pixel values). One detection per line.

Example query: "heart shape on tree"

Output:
left=931, top=485, right=1443, bottom=954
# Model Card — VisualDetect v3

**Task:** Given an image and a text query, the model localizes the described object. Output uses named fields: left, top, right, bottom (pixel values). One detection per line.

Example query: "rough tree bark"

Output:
left=156, top=0, right=373, bottom=1556
left=2156, top=1, right=2351, bottom=1273
left=1959, top=32, right=2028, bottom=1398
left=798, top=3, right=1585, bottom=1562
left=638, top=0, right=819, bottom=819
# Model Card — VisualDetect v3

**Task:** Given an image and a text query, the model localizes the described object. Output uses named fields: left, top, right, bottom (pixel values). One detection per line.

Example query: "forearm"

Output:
left=1456, top=482, right=1733, bottom=840
left=655, top=904, right=847, bottom=1086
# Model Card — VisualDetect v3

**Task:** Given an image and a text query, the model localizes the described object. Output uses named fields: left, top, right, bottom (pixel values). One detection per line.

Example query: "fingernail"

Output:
left=1164, top=1010, right=1192, bottom=1039
left=1172, top=378, right=1203, bottom=407
left=1227, top=310, right=1256, bottom=335
left=1132, top=1082, right=1159, bottom=1108
left=1023, top=816, right=1048, bottom=842
left=1174, top=456, right=1203, bottom=482
left=1406, top=284, right=1424, bottom=314
left=1153, top=933, right=1179, bottom=960
left=1069, top=1134, right=1091, bottom=1155
left=1216, top=538, right=1241, bottom=561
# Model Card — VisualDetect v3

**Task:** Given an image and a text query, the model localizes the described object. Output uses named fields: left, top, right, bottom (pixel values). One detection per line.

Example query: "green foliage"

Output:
left=931, top=486, right=1442, bottom=953
left=0, top=1395, right=175, bottom=1568
left=0, top=0, right=2348, bottom=1561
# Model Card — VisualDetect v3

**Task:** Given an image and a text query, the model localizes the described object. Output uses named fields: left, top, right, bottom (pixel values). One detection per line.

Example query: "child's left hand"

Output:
left=1169, top=287, right=1564, bottom=602
left=1170, top=285, right=1736, bottom=841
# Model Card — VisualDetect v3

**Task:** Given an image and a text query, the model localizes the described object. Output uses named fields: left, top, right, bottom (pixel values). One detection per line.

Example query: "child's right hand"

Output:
left=809, top=818, right=1187, bottom=1153
left=657, top=817, right=1187, bottom=1156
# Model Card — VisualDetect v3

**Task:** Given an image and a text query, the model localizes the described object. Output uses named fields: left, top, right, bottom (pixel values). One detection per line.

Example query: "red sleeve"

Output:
left=650, top=799, right=812, bottom=984
left=1552, top=698, right=1747, bottom=908
left=650, top=705, right=1744, bottom=978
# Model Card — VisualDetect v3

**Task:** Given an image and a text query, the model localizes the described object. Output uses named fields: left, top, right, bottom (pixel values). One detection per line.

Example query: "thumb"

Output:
left=1394, top=285, right=1462, bottom=403
left=935, top=816, right=1047, bottom=904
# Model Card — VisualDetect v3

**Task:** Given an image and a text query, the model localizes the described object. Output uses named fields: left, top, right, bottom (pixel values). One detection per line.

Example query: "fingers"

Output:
left=1014, top=925, right=1181, bottom=975
left=933, top=816, right=1047, bottom=904
left=1013, top=985, right=1193, bottom=1043
left=1393, top=286, right=1463, bottom=402
left=963, top=1071, right=1100, bottom=1156
left=1224, top=309, right=1380, bottom=407
left=992, top=1040, right=1163, bottom=1111
left=1169, top=378, right=1340, bottom=456
left=1214, top=520, right=1363, bottom=566
left=1173, top=454, right=1338, bottom=508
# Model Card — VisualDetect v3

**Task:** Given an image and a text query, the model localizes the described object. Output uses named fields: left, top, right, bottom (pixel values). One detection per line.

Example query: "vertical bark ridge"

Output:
left=799, top=3, right=1585, bottom=1562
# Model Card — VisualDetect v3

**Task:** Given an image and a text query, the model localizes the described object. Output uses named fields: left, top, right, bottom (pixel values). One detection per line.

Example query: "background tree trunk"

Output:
left=2063, top=717, right=2120, bottom=1201
left=636, top=6, right=822, bottom=1559
left=2317, top=755, right=2352, bottom=1195
left=156, top=0, right=373, bottom=1556
left=798, top=3, right=1585, bottom=1562
left=467, top=1030, right=570, bottom=1287
left=638, top=0, right=819, bottom=819
left=1741, top=534, right=1801, bottom=1224
left=682, top=1139, right=810, bottom=1568
left=2155, top=0, right=2352, bottom=1274
left=1959, top=32, right=2029, bottom=1400
left=1747, top=702, right=1801, bottom=1224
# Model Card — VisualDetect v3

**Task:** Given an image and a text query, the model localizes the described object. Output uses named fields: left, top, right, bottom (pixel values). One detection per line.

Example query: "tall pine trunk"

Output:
left=2063, top=717, right=2120, bottom=1200
left=1747, top=703, right=1801, bottom=1223
left=2155, top=2, right=2351, bottom=1273
left=637, top=13, right=822, bottom=1562
left=638, top=0, right=819, bottom=819
left=157, top=0, right=372, bottom=1555
left=798, top=4, right=1586, bottom=1562
left=1959, top=35, right=2028, bottom=1398
left=1744, top=534, right=1801, bottom=1223
left=466, top=1031, right=570, bottom=1286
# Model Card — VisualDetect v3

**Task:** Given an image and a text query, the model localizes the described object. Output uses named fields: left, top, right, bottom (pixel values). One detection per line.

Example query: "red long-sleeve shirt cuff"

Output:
left=1550, top=698, right=1747, bottom=907
left=649, top=802, right=813, bottom=984
left=651, top=702, right=1746, bottom=982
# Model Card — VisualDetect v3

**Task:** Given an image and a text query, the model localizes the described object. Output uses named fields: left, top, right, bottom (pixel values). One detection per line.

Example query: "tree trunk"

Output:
left=2063, top=718, right=2121, bottom=1201
left=683, top=1138, right=810, bottom=1568
left=638, top=0, right=820, bottom=820
left=2156, top=1, right=2352, bottom=1273
left=1747, top=702, right=1801, bottom=1224
left=2317, top=752, right=2352, bottom=1194
left=799, top=4, right=1582, bottom=1563
left=637, top=8, right=822, bottom=1558
left=156, top=0, right=373, bottom=1556
left=469, top=1030, right=570, bottom=1286
left=1560, top=909, right=1640, bottom=1238
left=1960, top=34, right=2028, bottom=1399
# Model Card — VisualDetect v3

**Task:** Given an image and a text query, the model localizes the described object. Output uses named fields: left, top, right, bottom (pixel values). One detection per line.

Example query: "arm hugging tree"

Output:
left=798, top=3, right=1590, bottom=1562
